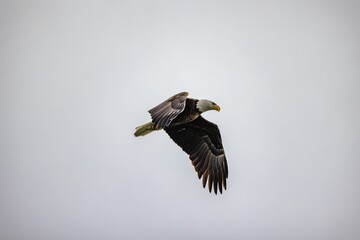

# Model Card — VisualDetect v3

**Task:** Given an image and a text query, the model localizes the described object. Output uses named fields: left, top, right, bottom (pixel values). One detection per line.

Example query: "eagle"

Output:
left=134, top=91, right=228, bottom=194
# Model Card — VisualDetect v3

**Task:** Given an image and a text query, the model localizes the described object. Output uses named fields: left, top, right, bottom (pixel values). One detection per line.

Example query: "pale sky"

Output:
left=1, top=1, right=360, bottom=239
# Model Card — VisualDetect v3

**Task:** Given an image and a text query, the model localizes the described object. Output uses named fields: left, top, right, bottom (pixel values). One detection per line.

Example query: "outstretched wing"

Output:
left=164, top=116, right=228, bottom=194
left=148, top=91, right=189, bottom=129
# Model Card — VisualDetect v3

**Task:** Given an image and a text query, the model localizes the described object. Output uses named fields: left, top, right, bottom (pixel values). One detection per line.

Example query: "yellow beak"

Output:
left=213, top=104, right=221, bottom=112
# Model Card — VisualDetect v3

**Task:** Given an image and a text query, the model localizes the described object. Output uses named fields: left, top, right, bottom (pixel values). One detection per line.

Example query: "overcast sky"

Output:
left=1, top=1, right=360, bottom=240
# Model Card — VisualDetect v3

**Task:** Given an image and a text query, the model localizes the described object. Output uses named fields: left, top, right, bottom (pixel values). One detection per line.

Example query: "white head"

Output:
left=196, top=99, right=221, bottom=113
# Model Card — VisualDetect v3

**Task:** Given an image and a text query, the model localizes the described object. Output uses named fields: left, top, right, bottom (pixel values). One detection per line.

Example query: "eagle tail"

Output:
left=134, top=122, right=159, bottom=137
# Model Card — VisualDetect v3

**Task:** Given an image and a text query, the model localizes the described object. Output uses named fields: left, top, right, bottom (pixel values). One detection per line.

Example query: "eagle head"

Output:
left=197, top=99, right=221, bottom=113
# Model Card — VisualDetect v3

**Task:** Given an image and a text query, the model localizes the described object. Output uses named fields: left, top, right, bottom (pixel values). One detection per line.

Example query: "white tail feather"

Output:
left=134, top=122, right=159, bottom=137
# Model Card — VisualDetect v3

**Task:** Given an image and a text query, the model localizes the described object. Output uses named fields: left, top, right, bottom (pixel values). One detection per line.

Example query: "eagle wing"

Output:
left=148, top=91, right=189, bottom=129
left=164, top=116, right=228, bottom=194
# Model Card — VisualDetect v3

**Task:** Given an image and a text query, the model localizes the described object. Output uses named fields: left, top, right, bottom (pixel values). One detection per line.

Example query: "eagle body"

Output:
left=134, top=92, right=228, bottom=194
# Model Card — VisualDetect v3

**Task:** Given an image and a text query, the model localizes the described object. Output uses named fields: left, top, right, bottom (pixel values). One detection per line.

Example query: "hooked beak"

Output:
left=213, top=104, right=221, bottom=112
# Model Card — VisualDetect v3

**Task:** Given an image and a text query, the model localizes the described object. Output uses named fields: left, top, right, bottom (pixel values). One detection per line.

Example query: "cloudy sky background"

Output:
left=1, top=1, right=360, bottom=239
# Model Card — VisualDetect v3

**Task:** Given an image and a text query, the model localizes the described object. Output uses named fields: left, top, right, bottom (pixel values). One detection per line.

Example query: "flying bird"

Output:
left=134, top=91, right=228, bottom=194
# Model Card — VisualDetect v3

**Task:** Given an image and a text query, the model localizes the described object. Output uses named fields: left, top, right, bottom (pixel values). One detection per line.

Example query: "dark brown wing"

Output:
left=148, top=92, right=189, bottom=129
left=164, top=116, right=228, bottom=194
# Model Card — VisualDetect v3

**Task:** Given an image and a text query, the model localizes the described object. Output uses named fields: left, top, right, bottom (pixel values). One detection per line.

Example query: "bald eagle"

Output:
left=134, top=92, right=228, bottom=194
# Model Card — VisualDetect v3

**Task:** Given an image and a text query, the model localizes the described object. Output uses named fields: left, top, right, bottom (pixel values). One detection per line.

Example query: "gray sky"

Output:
left=1, top=1, right=360, bottom=239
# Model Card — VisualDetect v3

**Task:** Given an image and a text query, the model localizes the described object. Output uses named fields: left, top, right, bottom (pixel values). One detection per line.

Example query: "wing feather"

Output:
left=148, top=92, right=189, bottom=129
left=164, top=115, right=228, bottom=194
